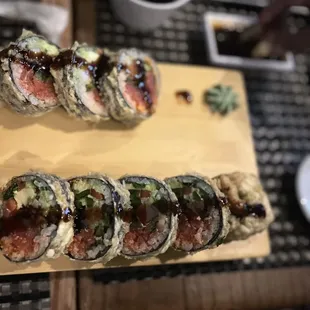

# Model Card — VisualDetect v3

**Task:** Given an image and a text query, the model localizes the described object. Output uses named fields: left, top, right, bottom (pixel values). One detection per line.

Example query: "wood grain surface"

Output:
left=0, top=64, right=270, bottom=275
left=75, top=268, right=310, bottom=310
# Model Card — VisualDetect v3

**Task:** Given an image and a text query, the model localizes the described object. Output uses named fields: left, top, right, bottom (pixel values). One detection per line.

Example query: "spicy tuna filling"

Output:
left=11, top=62, right=58, bottom=106
left=169, top=183, right=222, bottom=252
left=67, top=179, right=114, bottom=260
left=119, top=58, right=157, bottom=116
left=121, top=182, right=171, bottom=257
left=0, top=178, right=61, bottom=262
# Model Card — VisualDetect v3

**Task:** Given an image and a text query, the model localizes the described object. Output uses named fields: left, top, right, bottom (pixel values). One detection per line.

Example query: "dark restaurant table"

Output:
left=1, top=0, right=310, bottom=309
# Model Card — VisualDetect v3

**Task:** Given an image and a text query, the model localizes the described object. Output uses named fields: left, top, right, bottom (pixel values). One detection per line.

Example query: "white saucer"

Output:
left=296, top=155, right=310, bottom=223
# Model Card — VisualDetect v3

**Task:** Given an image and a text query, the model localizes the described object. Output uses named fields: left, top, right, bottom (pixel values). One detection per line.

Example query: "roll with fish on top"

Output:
left=99, top=48, right=160, bottom=123
left=51, top=43, right=111, bottom=122
left=118, top=175, right=178, bottom=260
left=165, top=174, right=230, bottom=253
left=0, top=30, right=60, bottom=116
left=213, top=172, right=274, bottom=242
left=0, top=172, right=74, bottom=263
left=65, top=174, right=131, bottom=263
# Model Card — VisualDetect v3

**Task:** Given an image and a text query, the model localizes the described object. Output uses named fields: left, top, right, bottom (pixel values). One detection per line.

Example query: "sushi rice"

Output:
left=66, top=174, right=131, bottom=263
left=119, top=175, right=178, bottom=260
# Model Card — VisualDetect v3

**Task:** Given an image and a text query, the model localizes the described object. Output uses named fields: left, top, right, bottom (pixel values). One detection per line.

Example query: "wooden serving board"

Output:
left=0, top=64, right=270, bottom=275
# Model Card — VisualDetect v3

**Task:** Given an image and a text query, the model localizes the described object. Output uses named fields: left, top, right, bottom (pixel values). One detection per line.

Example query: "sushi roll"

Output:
left=118, top=175, right=178, bottom=260
left=0, top=171, right=74, bottom=263
left=213, top=172, right=274, bottom=242
left=0, top=30, right=60, bottom=116
left=99, top=48, right=160, bottom=123
left=51, top=43, right=111, bottom=122
left=66, top=174, right=131, bottom=263
left=165, top=174, right=230, bottom=253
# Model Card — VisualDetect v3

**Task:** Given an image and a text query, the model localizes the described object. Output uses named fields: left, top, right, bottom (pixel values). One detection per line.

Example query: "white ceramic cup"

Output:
left=109, top=0, right=192, bottom=31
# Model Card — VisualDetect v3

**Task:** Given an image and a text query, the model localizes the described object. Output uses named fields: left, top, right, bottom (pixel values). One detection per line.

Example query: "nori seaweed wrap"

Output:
left=213, top=172, right=274, bottom=242
left=0, top=30, right=59, bottom=116
left=0, top=171, right=74, bottom=263
left=165, top=174, right=230, bottom=253
left=118, top=175, right=178, bottom=260
left=66, top=174, right=131, bottom=263
left=99, top=48, right=160, bottom=123
left=51, top=43, right=111, bottom=122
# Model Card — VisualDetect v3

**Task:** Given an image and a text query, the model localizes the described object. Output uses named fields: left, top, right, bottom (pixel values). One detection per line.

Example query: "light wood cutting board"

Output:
left=0, top=63, right=270, bottom=275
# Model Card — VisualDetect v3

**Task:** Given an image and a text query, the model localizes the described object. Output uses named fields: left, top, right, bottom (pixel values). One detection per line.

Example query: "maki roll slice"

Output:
left=66, top=174, right=131, bottom=262
left=51, top=43, right=110, bottom=122
left=213, top=172, right=274, bottom=242
left=100, top=48, right=160, bottom=123
left=0, top=30, right=59, bottom=116
left=0, top=172, right=74, bottom=263
left=165, top=175, right=230, bottom=253
left=118, top=175, right=178, bottom=259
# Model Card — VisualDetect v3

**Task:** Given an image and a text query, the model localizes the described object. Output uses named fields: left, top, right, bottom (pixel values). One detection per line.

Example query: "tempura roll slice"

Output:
left=66, top=174, right=130, bottom=263
left=165, top=175, right=230, bottom=253
left=0, top=30, right=59, bottom=116
left=0, top=172, right=74, bottom=263
left=213, top=172, right=274, bottom=242
left=51, top=43, right=111, bottom=122
left=100, top=48, right=160, bottom=123
left=118, top=175, right=178, bottom=260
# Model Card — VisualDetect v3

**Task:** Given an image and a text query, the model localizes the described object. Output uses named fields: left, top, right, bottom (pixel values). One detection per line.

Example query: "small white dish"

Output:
left=109, top=0, right=191, bottom=32
left=296, top=155, right=310, bottom=223
left=203, top=12, right=295, bottom=71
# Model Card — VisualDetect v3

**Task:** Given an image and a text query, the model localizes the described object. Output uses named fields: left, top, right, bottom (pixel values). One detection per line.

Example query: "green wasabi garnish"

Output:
left=204, top=84, right=239, bottom=116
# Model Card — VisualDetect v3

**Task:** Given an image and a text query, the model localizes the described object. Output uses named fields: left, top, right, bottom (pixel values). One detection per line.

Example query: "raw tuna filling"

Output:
left=11, top=61, right=58, bottom=106
left=121, top=181, right=171, bottom=256
left=120, top=58, right=157, bottom=116
left=171, top=185, right=221, bottom=252
left=0, top=178, right=61, bottom=262
left=67, top=179, right=114, bottom=260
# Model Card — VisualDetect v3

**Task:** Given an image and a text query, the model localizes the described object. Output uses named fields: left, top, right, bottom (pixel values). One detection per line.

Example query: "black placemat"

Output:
left=93, top=0, right=310, bottom=282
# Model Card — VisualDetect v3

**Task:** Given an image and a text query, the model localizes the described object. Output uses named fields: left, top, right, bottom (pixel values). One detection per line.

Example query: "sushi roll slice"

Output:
left=66, top=174, right=131, bottom=263
left=165, top=174, right=230, bottom=253
left=0, top=172, right=74, bottom=263
left=118, top=175, right=178, bottom=260
left=51, top=43, right=111, bottom=122
left=100, top=48, right=160, bottom=123
left=213, top=172, right=274, bottom=242
left=0, top=30, right=60, bottom=116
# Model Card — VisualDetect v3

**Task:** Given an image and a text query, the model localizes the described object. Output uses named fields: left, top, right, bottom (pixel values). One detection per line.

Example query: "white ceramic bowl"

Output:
left=109, top=0, right=192, bottom=31
left=296, top=155, right=310, bottom=223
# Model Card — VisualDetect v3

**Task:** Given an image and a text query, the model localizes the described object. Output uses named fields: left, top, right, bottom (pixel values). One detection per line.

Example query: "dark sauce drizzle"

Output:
left=0, top=45, right=55, bottom=74
left=175, top=90, right=193, bottom=104
left=117, top=58, right=155, bottom=113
